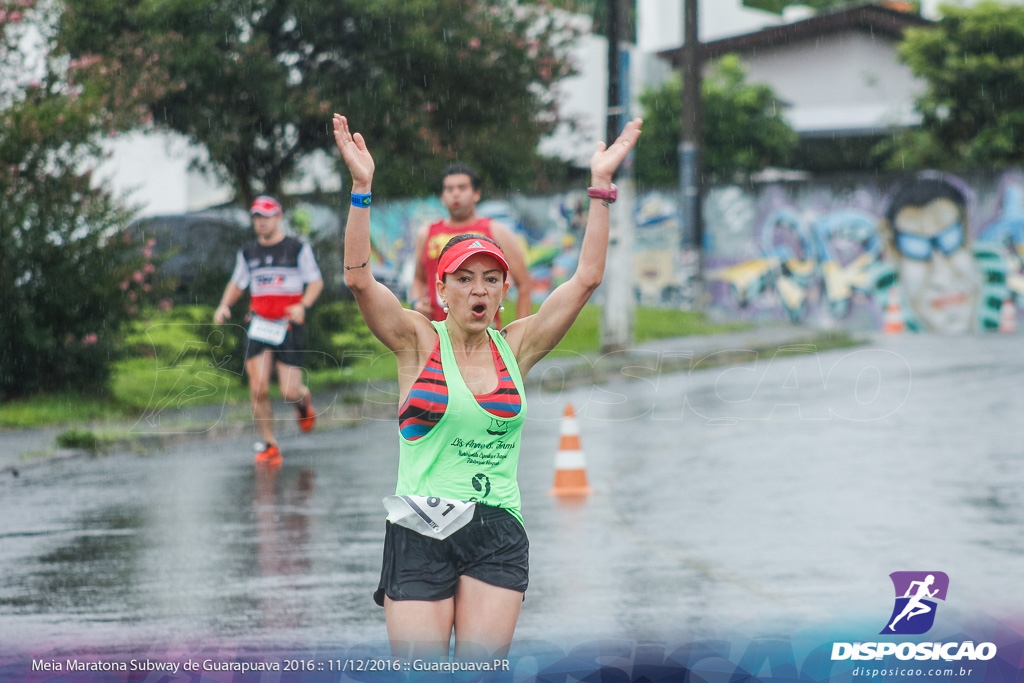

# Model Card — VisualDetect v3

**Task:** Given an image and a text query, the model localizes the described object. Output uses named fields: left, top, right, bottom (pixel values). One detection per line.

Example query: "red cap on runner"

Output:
left=251, top=196, right=282, bottom=216
left=437, top=238, right=509, bottom=281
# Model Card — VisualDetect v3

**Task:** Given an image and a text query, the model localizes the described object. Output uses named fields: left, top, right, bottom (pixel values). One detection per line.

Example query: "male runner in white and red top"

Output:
left=410, top=164, right=532, bottom=324
left=214, top=195, right=324, bottom=467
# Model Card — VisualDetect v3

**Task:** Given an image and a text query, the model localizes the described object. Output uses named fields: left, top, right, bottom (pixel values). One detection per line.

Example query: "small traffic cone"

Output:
left=999, top=297, right=1017, bottom=333
left=549, top=404, right=592, bottom=497
left=882, top=290, right=904, bottom=335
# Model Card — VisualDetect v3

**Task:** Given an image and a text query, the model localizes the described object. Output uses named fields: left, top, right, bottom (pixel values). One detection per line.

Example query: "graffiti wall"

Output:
left=705, top=170, right=1024, bottom=333
left=360, top=170, right=1024, bottom=333
left=366, top=192, right=590, bottom=300
left=365, top=188, right=694, bottom=307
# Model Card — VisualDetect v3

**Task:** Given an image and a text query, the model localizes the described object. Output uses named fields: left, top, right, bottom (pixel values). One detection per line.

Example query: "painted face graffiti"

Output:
left=892, top=196, right=980, bottom=333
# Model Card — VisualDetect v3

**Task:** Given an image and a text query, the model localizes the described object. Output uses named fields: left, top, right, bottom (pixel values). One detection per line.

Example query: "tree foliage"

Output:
left=57, top=0, right=583, bottom=201
left=634, top=54, right=797, bottom=187
left=882, top=2, right=1024, bottom=170
left=742, top=0, right=867, bottom=14
left=1, top=1, right=154, bottom=399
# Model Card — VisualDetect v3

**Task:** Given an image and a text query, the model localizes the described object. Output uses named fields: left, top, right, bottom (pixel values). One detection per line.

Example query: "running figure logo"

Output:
left=881, top=571, right=949, bottom=635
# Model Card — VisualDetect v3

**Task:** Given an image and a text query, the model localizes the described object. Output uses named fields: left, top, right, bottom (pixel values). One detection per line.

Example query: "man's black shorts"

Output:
left=244, top=321, right=306, bottom=367
left=373, top=504, right=529, bottom=606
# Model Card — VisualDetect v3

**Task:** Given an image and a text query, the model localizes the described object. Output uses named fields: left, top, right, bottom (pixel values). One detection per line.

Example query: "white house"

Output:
left=97, top=132, right=232, bottom=216
left=654, top=2, right=931, bottom=138
left=98, top=0, right=1008, bottom=215
left=638, top=0, right=782, bottom=51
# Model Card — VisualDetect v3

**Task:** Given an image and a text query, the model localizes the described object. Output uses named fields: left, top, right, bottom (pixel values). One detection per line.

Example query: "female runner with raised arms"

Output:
left=332, top=113, right=642, bottom=662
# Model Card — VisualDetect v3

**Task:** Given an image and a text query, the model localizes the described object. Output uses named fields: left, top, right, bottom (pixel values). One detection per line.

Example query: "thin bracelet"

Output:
left=344, top=260, right=369, bottom=270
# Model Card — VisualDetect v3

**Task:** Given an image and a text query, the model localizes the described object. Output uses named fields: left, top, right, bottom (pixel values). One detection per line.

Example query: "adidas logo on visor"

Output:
left=470, top=240, right=484, bottom=248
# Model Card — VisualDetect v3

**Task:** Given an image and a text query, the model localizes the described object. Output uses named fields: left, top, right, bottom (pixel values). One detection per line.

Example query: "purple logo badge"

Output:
left=880, top=571, right=949, bottom=635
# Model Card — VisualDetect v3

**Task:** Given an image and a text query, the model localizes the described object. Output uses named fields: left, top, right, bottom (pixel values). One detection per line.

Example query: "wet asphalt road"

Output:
left=1, top=334, right=1022, bottom=656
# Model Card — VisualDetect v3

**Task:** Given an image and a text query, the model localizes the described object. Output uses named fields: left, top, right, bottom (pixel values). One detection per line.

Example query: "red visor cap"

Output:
left=436, top=239, right=510, bottom=281
left=251, top=196, right=282, bottom=216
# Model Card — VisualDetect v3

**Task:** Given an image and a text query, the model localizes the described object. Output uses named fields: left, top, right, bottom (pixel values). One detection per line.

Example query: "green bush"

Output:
left=0, top=45, right=160, bottom=400
left=115, top=305, right=248, bottom=404
left=305, top=300, right=388, bottom=372
left=110, top=302, right=387, bottom=403
left=1, top=170, right=145, bottom=399
left=55, top=429, right=102, bottom=452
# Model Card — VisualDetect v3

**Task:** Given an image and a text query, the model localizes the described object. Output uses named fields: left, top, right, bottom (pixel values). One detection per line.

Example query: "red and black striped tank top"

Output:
left=399, top=338, right=522, bottom=441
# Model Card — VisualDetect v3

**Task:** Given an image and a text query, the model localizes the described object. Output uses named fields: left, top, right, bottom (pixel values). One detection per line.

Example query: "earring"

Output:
left=498, top=303, right=505, bottom=313
left=442, top=302, right=449, bottom=314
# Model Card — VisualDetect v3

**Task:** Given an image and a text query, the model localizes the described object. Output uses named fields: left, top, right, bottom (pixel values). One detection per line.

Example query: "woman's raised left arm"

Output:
left=505, top=118, right=642, bottom=376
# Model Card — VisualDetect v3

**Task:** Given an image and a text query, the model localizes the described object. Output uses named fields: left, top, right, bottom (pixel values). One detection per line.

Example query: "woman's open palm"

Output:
left=332, top=114, right=375, bottom=186
left=590, top=117, right=642, bottom=182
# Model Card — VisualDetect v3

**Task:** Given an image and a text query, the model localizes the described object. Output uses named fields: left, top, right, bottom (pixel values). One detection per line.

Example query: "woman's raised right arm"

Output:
left=333, top=114, right=422, bottom=353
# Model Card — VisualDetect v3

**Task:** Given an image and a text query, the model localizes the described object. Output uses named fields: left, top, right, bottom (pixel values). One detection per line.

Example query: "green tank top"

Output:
left=395, top=321, right=528, bottom=525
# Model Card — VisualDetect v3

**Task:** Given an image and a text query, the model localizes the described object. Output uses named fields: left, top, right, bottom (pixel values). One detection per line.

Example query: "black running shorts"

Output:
left=373, top=504, right=529, bottom=606
left=244, top=321, right=306, bottom=367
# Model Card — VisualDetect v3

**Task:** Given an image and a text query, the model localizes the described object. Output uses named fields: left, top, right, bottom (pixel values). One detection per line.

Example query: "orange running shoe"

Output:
left=296, top=396, right=316, bottom=433
left=254, top=442, right=282, bottom=467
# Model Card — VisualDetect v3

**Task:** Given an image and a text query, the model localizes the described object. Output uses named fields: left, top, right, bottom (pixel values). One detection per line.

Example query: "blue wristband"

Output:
left=351, top=192, right=372, bottom=208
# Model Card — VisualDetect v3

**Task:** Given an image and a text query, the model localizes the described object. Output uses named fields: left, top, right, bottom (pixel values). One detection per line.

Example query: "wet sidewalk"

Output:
left=0, top=324, right=850, bottom=475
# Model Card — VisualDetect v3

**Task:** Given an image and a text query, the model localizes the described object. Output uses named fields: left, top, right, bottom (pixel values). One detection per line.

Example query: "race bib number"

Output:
left=383, top=495, right=476, bottom=540
left=248, top=315, right=289, bottom=345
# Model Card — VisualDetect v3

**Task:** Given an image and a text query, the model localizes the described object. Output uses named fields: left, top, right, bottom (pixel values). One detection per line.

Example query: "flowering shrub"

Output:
left=0, top=1, right=153, bottom=398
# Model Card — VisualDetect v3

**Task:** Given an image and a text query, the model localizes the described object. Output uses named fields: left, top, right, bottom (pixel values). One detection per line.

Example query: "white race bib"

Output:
left=248, top=315, right=289, bottom=345
left=383, top=495, right=476, bottom=540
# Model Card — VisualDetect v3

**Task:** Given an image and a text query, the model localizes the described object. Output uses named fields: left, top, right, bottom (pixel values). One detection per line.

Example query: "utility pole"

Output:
left=600, top=0, right=636, bottom=353
left=679, top=0, right=704, bottom=305
left=606, top=0, right=622, bottom=145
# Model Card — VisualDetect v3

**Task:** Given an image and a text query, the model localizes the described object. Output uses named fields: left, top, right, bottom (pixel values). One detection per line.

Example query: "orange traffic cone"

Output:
left=883, top=290, right=904, bottom=335
left=549, top=404, right=592, bottom=497
left=999, top=297, right=1017, bottom=333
